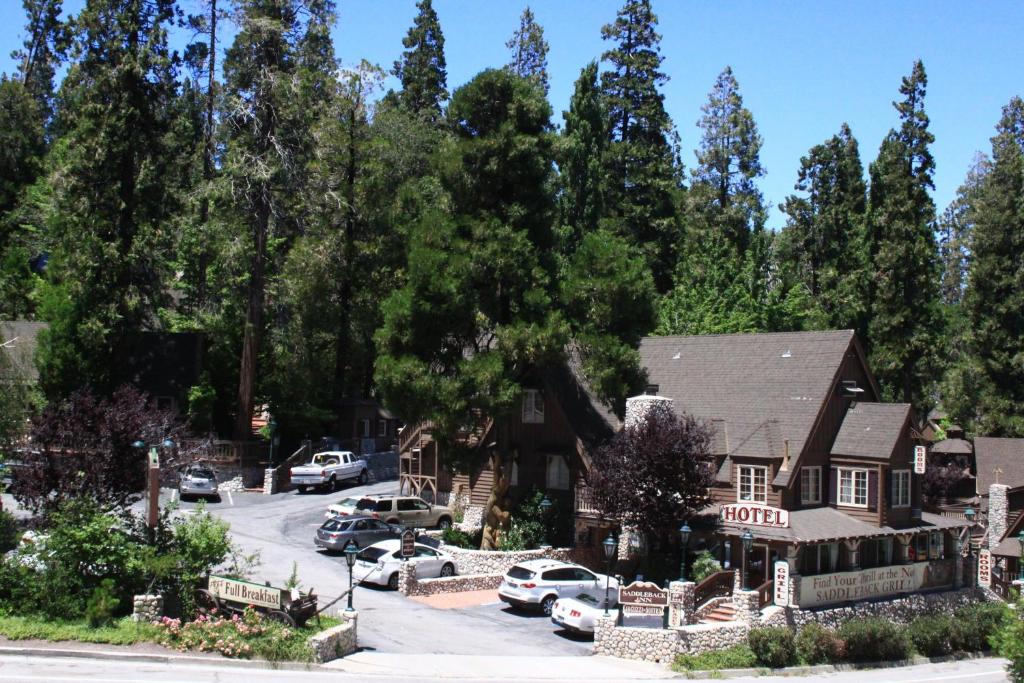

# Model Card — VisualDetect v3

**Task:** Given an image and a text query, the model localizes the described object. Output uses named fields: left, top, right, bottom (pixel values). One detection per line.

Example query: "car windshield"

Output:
left=575, top=593, right=599, bottom=606
left=335, top=498, right=358, bottom=507
left=189, top=469, right=215, bottom=479
left=507, top=565, right=535, bottom=580
left=356, top=499, right=390, bottom=512
left=357, top=547, right=389, bottom=563
left=321, top=519, right=351, bottom=532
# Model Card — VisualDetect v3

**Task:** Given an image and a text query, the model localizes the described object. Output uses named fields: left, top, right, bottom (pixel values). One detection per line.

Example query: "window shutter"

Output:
left=828, top=468, right=837, bottom=505
left=796, top=469, right=803, bottom=504
left=868, top=470, right=879, bottom=511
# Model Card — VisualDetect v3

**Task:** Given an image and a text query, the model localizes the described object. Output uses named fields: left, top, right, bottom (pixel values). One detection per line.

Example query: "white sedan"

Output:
left=325, top=496, right=362, bottom=518
left=551, top=592, right=616, bottom=634
left=354, top=539, right=458, bottom=590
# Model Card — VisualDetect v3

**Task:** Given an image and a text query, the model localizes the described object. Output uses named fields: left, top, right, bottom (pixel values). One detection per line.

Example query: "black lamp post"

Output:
left=678, top=522, right=692, bottom=582
left=539, top=496, right=553, bottom=546
left=344, top=540, right=359, bottom=612
left=741, top=528, right=754, bottom=590
left=1018, top=531, right=1024, bottom=582
left=268, top=416, right=278, bottom=464
left=602, top=533, right=617, bottom=616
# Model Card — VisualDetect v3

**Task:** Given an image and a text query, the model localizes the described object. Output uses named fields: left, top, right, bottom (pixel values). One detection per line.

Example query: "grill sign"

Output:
left=914, top=445, right=927, bottom=474
left=618, top=581, right=668, bottom=615
left=208, top=576, right=283, bottom=610
left=773, top=561, right=790, bottom=606
left=978, top=549, right=992, bottom=588
left=720, top=503, right=790, bottom=528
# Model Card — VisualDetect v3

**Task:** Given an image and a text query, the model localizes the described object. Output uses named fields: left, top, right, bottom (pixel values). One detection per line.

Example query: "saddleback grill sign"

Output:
left=720, top=503, right=790, bottom=528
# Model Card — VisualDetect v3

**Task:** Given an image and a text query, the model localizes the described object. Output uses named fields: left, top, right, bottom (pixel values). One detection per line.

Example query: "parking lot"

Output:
left=157, top=480, right=595, bottom=656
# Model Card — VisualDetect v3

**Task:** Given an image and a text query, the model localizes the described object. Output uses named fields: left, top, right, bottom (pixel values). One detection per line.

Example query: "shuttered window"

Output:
left=891, top=470, right=911, bottom=507
left=837, top=467, right=868, bottom=507
left=800, top=467, right=821, bottom=504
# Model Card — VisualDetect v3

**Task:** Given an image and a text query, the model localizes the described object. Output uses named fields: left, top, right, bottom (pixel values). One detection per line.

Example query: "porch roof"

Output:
left=700, top=504, right=967, bottom=545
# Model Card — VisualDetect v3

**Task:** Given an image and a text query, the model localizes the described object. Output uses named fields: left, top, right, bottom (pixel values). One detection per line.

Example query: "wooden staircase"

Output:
left=701, top=602, right=738, bottom=623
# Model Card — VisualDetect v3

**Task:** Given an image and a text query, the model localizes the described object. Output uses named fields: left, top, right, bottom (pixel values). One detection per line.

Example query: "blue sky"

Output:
left=1, top=1, right=1021, bottom=229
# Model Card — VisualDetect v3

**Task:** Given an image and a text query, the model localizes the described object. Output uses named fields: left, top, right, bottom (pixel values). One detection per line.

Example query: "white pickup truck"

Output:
left=290, top=451, right=368, bottom=493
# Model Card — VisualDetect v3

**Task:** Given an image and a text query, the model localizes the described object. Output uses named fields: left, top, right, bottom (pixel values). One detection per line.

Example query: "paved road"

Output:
left=162, top=482, right=594, bottom=656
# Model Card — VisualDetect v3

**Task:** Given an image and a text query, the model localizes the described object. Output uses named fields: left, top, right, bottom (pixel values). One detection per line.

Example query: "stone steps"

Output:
left=701, top=602, right=738, bottom=623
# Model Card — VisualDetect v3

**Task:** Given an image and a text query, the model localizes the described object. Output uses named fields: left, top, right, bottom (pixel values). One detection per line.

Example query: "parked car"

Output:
left=314, top=515, right=401, bottom=552
left=179, top=464, right=221, bottom=501
left=353, top=495, right=454, bottom=529
left=290, top=451, right=368, bottom=493
left=324, top=496, right=363, bottom=518
left=551, top=592, right=616, bottom=634
left=498, top=559, right=619, bottom=616
left=354, top=539, right=458, bottom=590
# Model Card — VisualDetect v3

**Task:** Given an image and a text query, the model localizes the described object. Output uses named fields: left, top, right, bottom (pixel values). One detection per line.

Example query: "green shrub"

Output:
left=85, top=579, right=120, bottom=628
left=441, top=527, right=480, bottom=549
left=153, top=607, right=322, bottom=661
left=836, top=617, right=911, bottom=662
left=951, top=602, right=1009, bottom=652
left=0, top=511, right=21, bottom=552
left=992, top=596, right=1024, bottom=681
left=795, top=623, right=838, bottom=664
left=672, top=644, right=757, bottom=672
left=748, top=627, right=796, bottom=668
left=498, top=489, right=568, bottom=550
left=908, top=613, right=953, bottom=657
left=690, top=550, right=722, bottom=583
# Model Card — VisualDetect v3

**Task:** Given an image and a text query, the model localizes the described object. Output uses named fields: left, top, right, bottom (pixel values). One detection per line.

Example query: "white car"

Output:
left=354, top=539, right=458, bottom=590
left=498, top=559, right=619, bottom=616
left=325, top=496, right=362, bottom=518
left=551, top=592, right=616, bottom=634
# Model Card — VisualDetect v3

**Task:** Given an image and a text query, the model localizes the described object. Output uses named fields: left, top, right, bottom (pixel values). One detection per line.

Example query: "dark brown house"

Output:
left=639, top=330, right=969, bottom=607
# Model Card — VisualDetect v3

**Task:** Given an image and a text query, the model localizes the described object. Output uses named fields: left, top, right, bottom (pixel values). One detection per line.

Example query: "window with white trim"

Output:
left=546, top=455, right=570, bottom=490
left=360, top=419, right=371, bottom=437
left=738, top=465, right=768, bottom=504
left=891, top=469, right=911, bottom=508
left=800, top=466, right=822, bottom=504
left=522, top=389, right=545, bottom=424
left=838, top=467, right=869, bottom=507
left=378, top=420, right=387, bottom=437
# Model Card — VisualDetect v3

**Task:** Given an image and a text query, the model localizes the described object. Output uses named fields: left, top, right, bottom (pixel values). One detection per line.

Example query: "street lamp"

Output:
left=602, top=533, right=617, bottom=616
left=133, top=438, right=175, bottom=531
left=344, top=540, right=359, bottom=612
left=268, top=416, right=278, bottom=464
left=741, top=529, right=754, bottom=591
left=678, top=522, right=692, bottom=582
left=539, top=496, right=553, bottom=546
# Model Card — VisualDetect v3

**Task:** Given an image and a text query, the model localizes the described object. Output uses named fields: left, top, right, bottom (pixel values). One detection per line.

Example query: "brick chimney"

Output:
left=624, top=394, right=674, bottom=432
left=989, top=483, right=1010, bottom=548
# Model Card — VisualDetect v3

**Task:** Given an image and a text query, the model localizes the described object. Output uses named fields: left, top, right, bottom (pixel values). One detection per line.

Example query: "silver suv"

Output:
left=498, top=559, right=619, bottom=616
left=354, top=495, right=454, bottom=529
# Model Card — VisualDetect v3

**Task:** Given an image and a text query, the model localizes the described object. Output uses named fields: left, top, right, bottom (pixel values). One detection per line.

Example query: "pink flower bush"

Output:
left=152, top=607, right=297, bottom=659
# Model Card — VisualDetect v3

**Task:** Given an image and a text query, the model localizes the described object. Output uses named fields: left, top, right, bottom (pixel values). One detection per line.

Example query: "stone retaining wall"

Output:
left=398, top=563, right=503, bottom=597
left=677, top=622, right=749, bottom=656
left=132, top=594, right=163, bottom=622
left=593, top=616, right=680, bottom=663
left=785, top=587, right=982, bottom=629
left=436, top=544, right=589, bottom=575
left=307, top=611, right=358, bottom=663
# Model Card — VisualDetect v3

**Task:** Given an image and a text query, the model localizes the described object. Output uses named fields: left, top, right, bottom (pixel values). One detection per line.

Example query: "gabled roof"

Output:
left=543, top=344, right=621, bottom=455
left=638, top=330, right=863, bottom=487
left=0, top=321, right=46, bottom=382
left=929, top=438, right=973, bottom=456
left=831, top=402, right=912, bottom=460
left=975, top=437, right=1024, bottom=493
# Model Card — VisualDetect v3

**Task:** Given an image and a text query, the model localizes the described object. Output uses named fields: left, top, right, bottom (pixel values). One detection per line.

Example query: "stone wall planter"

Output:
left=306, top=611, right=358, bottom=663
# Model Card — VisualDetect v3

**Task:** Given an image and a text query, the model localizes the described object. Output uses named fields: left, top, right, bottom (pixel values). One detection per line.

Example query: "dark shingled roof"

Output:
left=929, top=438, right=973, bottom=456
left=831, top=402, right=912, bottom=460
left=0, top=321, right=46, bottom=383
left=975, top=437, right=1024, bottom=493
left=543, top=344, right=621, bottom=456
left=638, top=330, right=859, bottom=487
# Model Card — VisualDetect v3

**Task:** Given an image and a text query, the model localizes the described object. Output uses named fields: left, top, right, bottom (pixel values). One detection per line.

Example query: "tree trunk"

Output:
left=234, top=192, right=269, bottom=440
left=332, top=102, right=359, bottom=409
left=196, top=0, right=217, bottom=310
left=480, top=419, right=513, bottom=550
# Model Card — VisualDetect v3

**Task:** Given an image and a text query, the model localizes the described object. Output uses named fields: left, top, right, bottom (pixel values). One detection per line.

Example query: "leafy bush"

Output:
left=908, top=613, right=954, bottom=657
left=748, top=627, right=796, bottom=668
left=498, top=489, right=565, bottom=550
left=672, top=644, right=757, bottom=672
left=992, top=596, right=1024, bottom=681
left=153, top=608, right=324, bottom=661
left=951, top=602, right=1009, bottom=652
left=85, top=579, right=120, bottom=628
left=795, top=623, right=838, bottom=664
left=442, top=526, right=480, bottom=549
left=836, top=617, right=911, bottom=662
left=0, top=510, right=21, bottom=553
left=689, top=550, right=722, bottom=583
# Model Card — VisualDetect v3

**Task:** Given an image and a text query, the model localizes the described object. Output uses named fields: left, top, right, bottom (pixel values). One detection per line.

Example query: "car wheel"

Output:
left=358, top=470, right=368, bottom=485
left=437, top=517, right=452, bottom=530
left=388, top=572, right=400, bottom=590
left=541, top=595, right=556, bottom=616
left=297, top=485, right=307, bottom=494
left=329, top=476, right=338, bottom=492
left=440, top=562, right=455, bottom=577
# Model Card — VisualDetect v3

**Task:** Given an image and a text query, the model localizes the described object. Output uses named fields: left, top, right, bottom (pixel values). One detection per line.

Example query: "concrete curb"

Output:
left=0, top=644, right=327, bottom=671
left=679, top=651, right=996, bottom=678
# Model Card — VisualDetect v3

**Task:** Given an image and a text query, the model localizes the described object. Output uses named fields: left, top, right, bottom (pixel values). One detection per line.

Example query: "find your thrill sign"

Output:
left=720, top=503, right=790, bottom=528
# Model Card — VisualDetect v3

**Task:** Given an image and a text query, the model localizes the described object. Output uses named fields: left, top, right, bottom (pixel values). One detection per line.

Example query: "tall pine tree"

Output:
left=866, top=61, right=940, bottom=409
left=11, top=0, right=65, bottom=129
left=599, top=0, right=681, bottom=293
left=392, top=0, right=448, bottom=122
left=506, top=6, right=549, bottom=94
left=557, top=61, right=607, bottom=251
left=963, top=97, right=1024, bottom=435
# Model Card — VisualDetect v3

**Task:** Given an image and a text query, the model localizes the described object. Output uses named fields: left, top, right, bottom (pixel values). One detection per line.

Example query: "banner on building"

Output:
left=914, top=445, right=927, bottom=474
left=978, top=549, right=992, bottom=588
left=773, top=560, right=789, bottom=607
left=796, top=559, right=955, bottom=608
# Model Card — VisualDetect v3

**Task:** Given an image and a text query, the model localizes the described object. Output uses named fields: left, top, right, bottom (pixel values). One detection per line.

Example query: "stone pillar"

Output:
left=624, top=395, right=674, bottom=432
left=398, top=561, right=418, bottom=596
left=668, top=580, right=695, bottom=626
left=785, top=545, right=801, bottom=607
left=593, top=615, right=617, bottom=656
left=989, top=484, right=1010, bottom=548
left=955, top=543, right=965, bottom=589
left=132, top=594, right=163, bottom=622
left=843, top=540, right=860, bottom=570
left=732, top=589, right=760, bottom=624
left=263, top=468, right=277, bottom=495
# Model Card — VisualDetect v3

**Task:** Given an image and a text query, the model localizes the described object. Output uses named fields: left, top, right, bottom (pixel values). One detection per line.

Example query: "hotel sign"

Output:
left=797, top=560, right=954, bottom=608
left=978, top=549, right=992, bottom=588
left=720, top=503, right=790, bottom=528
left=914, top=445, right=927, bottom=474
left=619, top=581, right=668, bottom=617
left=208, top=575, right=284, bottom=610
left=773, top=561, right=790, bottom=607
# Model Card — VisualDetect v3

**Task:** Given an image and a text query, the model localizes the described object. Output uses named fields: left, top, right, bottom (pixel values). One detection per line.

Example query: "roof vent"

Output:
left=672, top=352, right=681, bottom=360
left=644, top=384, right=659, bottom=395
left=840, top=380, right=865, bottom=397
left=781, top=349, right=792, bottom=358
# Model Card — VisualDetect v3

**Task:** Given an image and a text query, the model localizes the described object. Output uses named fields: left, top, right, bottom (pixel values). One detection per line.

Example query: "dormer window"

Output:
left=738, top=465, right=768, bottom=504
left=522, top=389, right=545, bottom=424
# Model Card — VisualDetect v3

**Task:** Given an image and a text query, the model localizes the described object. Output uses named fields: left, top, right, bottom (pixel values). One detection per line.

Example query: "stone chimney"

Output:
left=625, top=394, right=675, bottom=432
left=989, top=483, right=1010, bottom=548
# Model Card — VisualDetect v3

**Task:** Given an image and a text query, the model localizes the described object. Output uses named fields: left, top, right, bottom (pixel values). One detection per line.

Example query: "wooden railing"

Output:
left=398, top=421, right=434, bottom=455
left=574, top=483, right=598, bottom=513
left=992, top=571, right=1014, bottom=601
left=756, top=579, right=774, bottom=609
left=180, top=439, right=269, bottom=466
left=694, top=570, right=735, bottom=607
